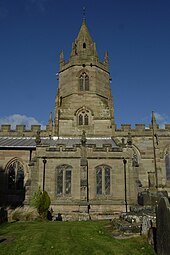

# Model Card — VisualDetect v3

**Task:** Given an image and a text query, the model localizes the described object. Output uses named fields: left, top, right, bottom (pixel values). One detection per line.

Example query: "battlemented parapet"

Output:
left=0, top=124, right=51, bottom=137
left=1, top=123, right=170, bottom=139
left=115, top=123, right=170, bottom=137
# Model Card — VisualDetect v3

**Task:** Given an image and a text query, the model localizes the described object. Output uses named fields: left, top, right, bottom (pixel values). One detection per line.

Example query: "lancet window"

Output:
left=7, top=160, right=24, bottom=190
left=96, top=165, right=111, bottom=195
left=79, top=73, right=89, bottom=91
left=56, top=165, right=72, bottom=196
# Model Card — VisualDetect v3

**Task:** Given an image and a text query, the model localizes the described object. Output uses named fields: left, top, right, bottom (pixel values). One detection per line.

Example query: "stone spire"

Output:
left=70, top=19, right=99, bottom=60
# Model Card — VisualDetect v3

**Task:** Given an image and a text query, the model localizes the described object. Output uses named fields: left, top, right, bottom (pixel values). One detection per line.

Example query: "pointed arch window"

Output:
left=96, top=165, right=111, bottom=195
left=7, top=160, right=24, bottom=190
left=56, top=165, right=72, bottom=196
left=79, top=73, right=89, bottom=91
left=78, top=110, right=90, bottom=126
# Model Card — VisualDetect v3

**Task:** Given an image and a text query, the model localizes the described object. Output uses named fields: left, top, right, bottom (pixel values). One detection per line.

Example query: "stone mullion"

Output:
left=102, top=168, right=105, bottom=195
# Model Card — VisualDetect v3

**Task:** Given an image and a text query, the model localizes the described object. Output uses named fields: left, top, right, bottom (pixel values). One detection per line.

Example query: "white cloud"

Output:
left=154, top=112, right=168, bottom=128
left=0, top=114, right=46, bottom=130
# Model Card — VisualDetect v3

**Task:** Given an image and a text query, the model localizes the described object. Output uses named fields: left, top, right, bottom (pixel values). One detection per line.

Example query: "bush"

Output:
left=8, top=207, right=39, bottom=222
left=31, top=188, right=51, bottom=219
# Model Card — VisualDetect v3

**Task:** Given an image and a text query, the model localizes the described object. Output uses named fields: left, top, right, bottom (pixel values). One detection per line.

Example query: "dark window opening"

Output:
left=79, top=73, right=89, bottom=91
left=83, top=43, right=86, bottom=48
left=8, top=160, right=24, bottom=190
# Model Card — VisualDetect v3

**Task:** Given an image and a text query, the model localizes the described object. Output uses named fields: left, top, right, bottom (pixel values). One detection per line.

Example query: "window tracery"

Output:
left=7, top=160, right=24, bottom=190
left=96, top=165, right=111, bottom=195
left=78, top=110, right=90, bottom=126
left=56, top=165, right=72, bottom=196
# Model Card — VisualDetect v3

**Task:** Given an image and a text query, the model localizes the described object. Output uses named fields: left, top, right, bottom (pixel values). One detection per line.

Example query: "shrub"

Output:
left=8, top=207, right=39, bottom=222
left=31, top=188, right=51, bottom=219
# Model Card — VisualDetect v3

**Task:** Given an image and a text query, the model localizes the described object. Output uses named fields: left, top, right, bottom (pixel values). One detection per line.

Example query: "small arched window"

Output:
left=96, top=165, right=111, bottom=195
left=7, top=160, right=24, bottom=190
left=56, top=165, right=72, bottom=196
left=83, top=42, right=86, bottom=48
left=79, top=73, right=89, bottom=91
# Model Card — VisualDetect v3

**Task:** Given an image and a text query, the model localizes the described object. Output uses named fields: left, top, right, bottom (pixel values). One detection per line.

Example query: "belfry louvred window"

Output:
left=78, top=110, right=89, bottom=126
left=79, top=73, right=89, bottom=91
left=7, top=160, right=24, bottom=190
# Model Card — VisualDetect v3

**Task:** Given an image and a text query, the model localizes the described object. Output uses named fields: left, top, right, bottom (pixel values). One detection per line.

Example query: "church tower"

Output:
left=54, top=19, right=114, bottom=137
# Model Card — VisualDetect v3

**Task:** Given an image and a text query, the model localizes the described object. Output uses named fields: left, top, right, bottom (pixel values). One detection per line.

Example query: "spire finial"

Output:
left=83, top=6, right=86, bottom=21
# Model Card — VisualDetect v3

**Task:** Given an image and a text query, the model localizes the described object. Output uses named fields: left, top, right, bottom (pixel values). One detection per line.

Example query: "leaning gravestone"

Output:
left=156, top=197, right=170, bottom=255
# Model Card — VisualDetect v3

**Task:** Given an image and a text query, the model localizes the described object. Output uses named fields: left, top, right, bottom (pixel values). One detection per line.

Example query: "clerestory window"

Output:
left=7, top=160, right=24, bottom=190
left=56, top=165, right=72, bottom=196
left=79, top=73, right=89, bottom=91
left=96, top=165, right=111, bottom=195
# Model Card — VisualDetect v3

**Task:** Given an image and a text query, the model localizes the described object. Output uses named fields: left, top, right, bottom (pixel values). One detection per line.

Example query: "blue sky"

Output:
left=0, top=0, right=170, bottom=129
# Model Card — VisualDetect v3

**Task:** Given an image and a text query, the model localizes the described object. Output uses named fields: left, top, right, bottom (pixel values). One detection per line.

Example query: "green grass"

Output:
left=0, top=221, right=156, bottom=255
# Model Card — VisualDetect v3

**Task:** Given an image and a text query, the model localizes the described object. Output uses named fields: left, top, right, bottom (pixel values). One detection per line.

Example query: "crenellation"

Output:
left=165, top=124, right=170, bottom=130
left=1, top=125, right=11, bottom=132
left=0, top=124, right=50, bottom=137
left=135, top=124, right=145, bottom=130
left=16, top=125, right=26, bottom=132
left=121, top=124, right=131, bottom=131
left=31, top=125, right=41, bottom=132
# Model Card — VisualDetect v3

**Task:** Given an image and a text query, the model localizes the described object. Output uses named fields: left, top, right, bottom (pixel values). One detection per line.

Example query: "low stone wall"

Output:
left=156, top=197, right=170, bottom=255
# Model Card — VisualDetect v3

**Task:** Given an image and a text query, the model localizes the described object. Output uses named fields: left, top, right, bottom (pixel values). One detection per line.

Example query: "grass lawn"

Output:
left=0, top=221, right=156, bottom=255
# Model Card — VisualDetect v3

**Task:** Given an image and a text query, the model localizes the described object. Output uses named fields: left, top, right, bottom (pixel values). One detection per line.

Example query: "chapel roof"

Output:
left=0, top=137, right=119, bottom=150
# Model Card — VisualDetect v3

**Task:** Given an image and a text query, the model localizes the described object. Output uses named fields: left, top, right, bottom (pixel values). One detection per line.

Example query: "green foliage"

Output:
left=31, top=188, right=51, bottom=219
left=31, top=187, right=42, bottom=208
